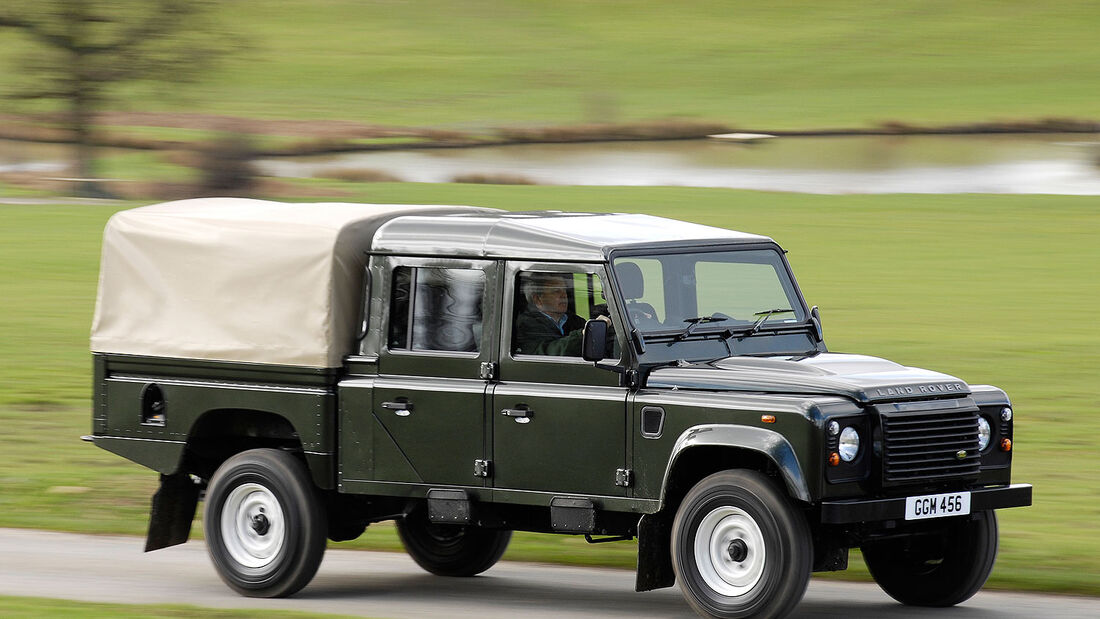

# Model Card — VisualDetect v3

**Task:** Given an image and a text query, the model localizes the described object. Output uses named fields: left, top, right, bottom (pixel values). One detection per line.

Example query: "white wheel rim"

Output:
left=220, top=482, right=286, bottom=572
left=693, top=506, right=766, bottom=597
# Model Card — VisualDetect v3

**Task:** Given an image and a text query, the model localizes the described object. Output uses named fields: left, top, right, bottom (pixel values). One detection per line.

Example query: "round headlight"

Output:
left=838, top=426, right=860, bottom=462
left=977, top=416, right=992, bottom=451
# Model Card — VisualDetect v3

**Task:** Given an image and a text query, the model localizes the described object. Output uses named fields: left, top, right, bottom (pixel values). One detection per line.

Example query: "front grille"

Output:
left=881, top=407, right=981, bottom=484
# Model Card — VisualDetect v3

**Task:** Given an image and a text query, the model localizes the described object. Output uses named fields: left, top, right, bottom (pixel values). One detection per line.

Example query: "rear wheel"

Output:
left=203, top=449, right=326, bottom=597
left=861, top=511, right=998, bottom=607
left=396, top=509, right=511, bottom=577
left=671, top=470, right=812, bottom=619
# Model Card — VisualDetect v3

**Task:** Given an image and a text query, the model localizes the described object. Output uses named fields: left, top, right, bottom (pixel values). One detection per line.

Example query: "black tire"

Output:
left=203, top=448, right=326, bottom=598
left=861, top=510, right=998, bottom=607
left=396, top=509, right=512, bottom=577
left=671, top=470, right=812, bottom=619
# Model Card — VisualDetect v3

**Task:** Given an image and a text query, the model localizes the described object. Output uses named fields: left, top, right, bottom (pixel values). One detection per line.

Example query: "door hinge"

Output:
left=615, top=468, right=633, bottom=488
left=479, top=362, right=497, bottom=380
left=474, top=459, right=493, bottom=478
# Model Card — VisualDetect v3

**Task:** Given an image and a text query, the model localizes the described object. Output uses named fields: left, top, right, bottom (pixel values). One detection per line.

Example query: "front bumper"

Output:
left=820, top=483, right=1032, bottom=524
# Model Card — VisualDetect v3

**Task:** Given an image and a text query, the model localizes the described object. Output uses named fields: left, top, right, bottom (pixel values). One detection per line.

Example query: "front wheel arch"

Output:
left=659, top=426, right=812, bottom=509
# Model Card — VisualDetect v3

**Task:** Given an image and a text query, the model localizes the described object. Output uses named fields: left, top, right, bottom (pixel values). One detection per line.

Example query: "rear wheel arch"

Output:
left=148, top=409, right=334, bottom=554
left=183, top=409, right=304, bottom=481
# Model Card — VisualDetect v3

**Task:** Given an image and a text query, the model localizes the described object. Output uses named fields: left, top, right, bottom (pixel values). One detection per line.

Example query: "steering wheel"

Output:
left=628, top=306, right=662, bottom=329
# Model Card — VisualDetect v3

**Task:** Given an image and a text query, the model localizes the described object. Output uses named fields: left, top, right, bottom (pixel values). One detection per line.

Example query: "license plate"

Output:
left=904, top=491, right=971, bottom=520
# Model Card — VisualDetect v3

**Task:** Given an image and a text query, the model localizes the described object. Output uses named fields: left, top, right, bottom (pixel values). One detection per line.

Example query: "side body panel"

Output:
left=630, top=390, right=831, bottom=504
left=92, top=354, right=339, bottom=488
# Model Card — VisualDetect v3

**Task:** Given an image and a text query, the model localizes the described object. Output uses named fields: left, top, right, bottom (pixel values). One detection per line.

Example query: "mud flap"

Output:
left=145, top=473, right=199, bottom=552
left=635, top=513, right=676, bottom=592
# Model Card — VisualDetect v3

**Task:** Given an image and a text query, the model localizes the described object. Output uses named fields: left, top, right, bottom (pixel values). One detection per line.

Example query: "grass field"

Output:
left=1, top=1, right=1099, bottom=131
left=0, top=596, right=360, bottom=619
left=0, top=185, right=1097, bottom=595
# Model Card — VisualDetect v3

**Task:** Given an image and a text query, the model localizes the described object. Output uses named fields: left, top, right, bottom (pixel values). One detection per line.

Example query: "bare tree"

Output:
left=0, top=1, right=235, bottom=196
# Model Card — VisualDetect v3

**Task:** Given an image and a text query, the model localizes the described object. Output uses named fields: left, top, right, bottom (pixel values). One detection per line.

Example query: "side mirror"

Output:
left=810, top=305, right=824, bottom=343
left=582, top=319, right=608, bottom=362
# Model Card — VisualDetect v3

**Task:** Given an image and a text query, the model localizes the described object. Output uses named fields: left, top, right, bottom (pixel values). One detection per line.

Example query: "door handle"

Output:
left=501, top=407, right=533, bottom=424
left=382, top=400, right=413, bottom=416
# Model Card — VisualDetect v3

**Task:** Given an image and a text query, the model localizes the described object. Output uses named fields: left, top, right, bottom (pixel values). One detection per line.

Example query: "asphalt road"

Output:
left=2, top=528, right=1096, bottom=618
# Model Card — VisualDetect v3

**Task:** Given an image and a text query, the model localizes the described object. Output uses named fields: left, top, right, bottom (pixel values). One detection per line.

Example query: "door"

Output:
left=371, top=257, right=499, bottom=487
left=492, top=262, right=630, bottom=497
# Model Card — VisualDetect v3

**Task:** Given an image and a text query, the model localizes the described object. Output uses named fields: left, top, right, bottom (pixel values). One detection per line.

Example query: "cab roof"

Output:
left=373, top=211, right=771, bottom=260
left=91, top=199, right=772, bottom=368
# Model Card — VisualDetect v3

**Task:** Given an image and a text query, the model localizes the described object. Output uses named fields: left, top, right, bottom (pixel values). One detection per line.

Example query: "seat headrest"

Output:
left=617, top=262, right=644, bottom=299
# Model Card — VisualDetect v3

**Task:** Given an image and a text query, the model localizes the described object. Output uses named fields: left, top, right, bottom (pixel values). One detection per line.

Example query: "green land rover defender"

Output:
left=88, top=198, right=1031, bottom=619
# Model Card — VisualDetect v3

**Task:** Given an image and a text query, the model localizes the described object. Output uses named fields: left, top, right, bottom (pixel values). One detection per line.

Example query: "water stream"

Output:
left=4, top=134, right=1100, bottom=195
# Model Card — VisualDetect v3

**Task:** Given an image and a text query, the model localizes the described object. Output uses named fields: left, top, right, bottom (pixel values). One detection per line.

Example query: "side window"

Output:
left=388, top=266, right=486, bottom=353
left=512, top=270, right=609, bottom=357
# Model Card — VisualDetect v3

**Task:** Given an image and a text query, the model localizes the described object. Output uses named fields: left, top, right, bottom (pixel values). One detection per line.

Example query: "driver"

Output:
left=514, top=272, right=610, bottom=356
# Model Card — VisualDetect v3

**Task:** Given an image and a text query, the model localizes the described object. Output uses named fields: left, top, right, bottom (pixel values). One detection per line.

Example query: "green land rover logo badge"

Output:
left=956, top=450, right=968, bottom=459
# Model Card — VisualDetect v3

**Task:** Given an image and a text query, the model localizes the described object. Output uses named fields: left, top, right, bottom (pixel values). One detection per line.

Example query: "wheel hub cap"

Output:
left=220, top=482, right=286, bottom=572
left=250, top=512, right=271, bottom=536
left=694, top=506, right=767, bottom=597
left=727, top=538, right=749, bottom=563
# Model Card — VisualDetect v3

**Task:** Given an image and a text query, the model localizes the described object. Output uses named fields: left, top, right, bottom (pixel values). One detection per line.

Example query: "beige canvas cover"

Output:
left=91, top=198, right=483, bottom=367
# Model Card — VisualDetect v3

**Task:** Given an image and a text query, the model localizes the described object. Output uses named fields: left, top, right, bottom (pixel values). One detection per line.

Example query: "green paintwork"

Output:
left=492, top=381, right=629, bottom=496
left=92, top=353, right=339, bottom=489
left=371, top=376, right=487, bottom=485
left=92, top=436, right=186, bottom=473
left=630, top=391, right=824, bottom=501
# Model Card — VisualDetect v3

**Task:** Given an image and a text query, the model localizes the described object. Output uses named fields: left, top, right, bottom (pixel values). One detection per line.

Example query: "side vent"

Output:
left=140, top=383, right=167, bottom=426
left=641, top=406, right=665, bottom=439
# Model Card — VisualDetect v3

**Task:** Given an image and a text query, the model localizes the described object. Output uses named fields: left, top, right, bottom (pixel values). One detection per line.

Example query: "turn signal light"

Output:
left=1000, top=438, right=1012, bottom=452
left=828, top=452, right=840, bottom=466
left=761, top=414, right=776, bottom=424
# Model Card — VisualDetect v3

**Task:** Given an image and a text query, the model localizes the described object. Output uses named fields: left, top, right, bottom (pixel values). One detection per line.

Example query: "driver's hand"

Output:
left=595, top=314, right=612, bottom=325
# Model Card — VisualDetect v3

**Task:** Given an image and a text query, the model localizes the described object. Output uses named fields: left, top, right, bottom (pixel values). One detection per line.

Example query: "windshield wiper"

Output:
left=674, top=314, right=730, bottom=341
left=747, top=308, right=795, bottom=335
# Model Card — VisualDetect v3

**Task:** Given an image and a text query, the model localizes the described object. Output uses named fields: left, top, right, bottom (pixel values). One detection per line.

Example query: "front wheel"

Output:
left=671, top=470, right=812, bottom=619
left=396, top=509, right=511, bottom=577
left=203, top=449, right=326, bottom=597
left=861, top=511, right=998, bottom=607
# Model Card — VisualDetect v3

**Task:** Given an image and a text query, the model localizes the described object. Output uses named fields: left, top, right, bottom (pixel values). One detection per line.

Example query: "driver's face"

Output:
left=535, top=280, right=569, bottom=319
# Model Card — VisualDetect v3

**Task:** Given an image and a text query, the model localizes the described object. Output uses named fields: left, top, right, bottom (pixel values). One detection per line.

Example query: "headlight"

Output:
left=977, top=416, right=992, bottom=451
left=838, top=426, right=860, bottom=462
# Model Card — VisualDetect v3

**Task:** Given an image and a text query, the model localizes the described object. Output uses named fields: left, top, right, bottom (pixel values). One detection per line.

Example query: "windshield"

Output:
left=613, top=249, right=807, bottom=336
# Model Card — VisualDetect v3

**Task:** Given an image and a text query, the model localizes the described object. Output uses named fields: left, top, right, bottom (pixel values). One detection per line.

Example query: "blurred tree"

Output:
left=0, top=1, right=234, bottom=196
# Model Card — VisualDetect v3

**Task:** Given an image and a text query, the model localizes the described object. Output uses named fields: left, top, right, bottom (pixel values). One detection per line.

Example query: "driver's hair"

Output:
left=521, top=272, right=569, bottom=305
